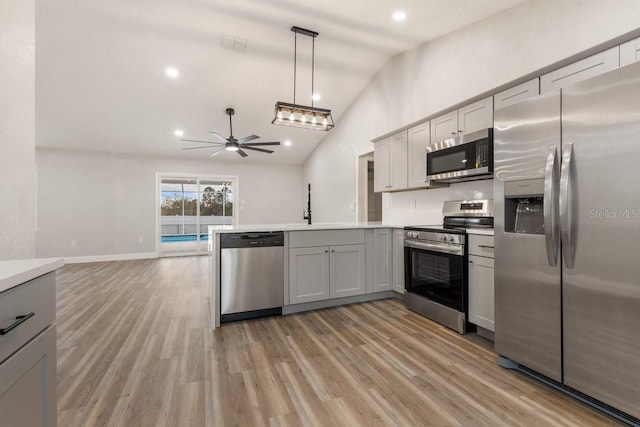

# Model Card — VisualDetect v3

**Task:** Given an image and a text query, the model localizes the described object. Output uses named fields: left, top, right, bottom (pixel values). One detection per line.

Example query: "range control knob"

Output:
left=448, top=235, right=454, bottom=242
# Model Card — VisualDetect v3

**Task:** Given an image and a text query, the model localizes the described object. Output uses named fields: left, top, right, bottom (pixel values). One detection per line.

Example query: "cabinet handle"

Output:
left=331, top=250, right=335, bottom=253
left=458, top=130, right=463, bottom=133
left=324, top=250, right=329, bottom=253
left=468, top=260, right=473, bottom=264
left=478, top=245, right=494, bottom=249
left=450, top=132, right=456, bottom=135
left=0, top=312, right=35, bottom=336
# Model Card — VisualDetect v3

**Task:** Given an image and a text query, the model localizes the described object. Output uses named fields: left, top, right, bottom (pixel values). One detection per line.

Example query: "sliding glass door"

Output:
left=159, top=175, right=236, bottom=256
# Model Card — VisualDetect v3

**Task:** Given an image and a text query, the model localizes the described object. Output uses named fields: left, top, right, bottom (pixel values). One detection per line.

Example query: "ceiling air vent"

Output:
left=222, top=35, right=247, bottom=51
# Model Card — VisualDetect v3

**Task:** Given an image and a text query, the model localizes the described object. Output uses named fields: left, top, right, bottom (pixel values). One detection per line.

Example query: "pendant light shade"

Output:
left=272, top=26, right=334, bottom=131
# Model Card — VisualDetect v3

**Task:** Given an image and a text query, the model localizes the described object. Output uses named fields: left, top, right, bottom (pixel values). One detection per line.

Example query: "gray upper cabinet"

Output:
left=407, top=122, right=429, bottom=189
left=431, top=97, right=493, bottom=143
left=374, top=131, right=408, bottom=192
left=430, top=110, right=458, bottom=142
left=620, top=37, right=640, bottom=66
left=459, top=97, right=494, bottom=134
left=494, top=78, right=540, bottom=110
left=540, top=46, right=619, bottom=93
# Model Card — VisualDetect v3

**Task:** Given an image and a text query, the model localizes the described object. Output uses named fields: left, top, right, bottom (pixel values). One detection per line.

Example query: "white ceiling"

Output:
left=36, top=0, right=524, bottom=164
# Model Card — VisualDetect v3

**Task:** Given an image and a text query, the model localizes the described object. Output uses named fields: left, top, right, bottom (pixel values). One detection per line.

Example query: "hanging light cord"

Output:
left=293, top=31, right=297, bottom=105
left=311, top=36, right=315, bottom=108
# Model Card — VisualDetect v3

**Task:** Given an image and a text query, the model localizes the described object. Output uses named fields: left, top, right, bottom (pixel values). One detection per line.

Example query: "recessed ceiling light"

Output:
left=312, top=93, right=321, bottom=102
left=284, top=140, right=292, bottom=147
left=165, top=67, right=179, bottom=78
left=392, top=11, right=407, bottom=22
left=174, top=129, right=184, bottom=137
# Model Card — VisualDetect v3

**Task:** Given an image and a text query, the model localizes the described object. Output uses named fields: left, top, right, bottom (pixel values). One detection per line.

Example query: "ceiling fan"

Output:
left=180, top=108, right=280, bottom=157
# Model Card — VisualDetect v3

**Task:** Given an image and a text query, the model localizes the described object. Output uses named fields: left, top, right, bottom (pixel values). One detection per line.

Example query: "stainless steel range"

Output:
left=404, top=200, right=493, bottom=334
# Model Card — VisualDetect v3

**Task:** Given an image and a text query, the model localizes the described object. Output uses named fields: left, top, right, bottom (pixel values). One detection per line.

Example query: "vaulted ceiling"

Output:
left=36, top=0, right=524, bottom=164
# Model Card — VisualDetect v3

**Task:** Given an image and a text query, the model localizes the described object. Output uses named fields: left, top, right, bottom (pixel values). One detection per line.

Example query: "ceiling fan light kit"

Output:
left=180, top=107, right=280, bottom=158
left=272, top=26, right=334, bottom=131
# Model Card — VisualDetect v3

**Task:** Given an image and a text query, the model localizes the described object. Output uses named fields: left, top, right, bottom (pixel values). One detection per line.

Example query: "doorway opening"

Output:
left=157, top=174, right=237, bottom=256
left=357, top=152, right=382, bottom=222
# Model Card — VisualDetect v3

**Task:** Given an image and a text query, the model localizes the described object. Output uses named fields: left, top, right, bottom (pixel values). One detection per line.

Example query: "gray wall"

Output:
left=0, top=0, right=36, bottom=260
left=36, top=148, right=303, bottom=258
left=302, top=0, right=640, bottom=225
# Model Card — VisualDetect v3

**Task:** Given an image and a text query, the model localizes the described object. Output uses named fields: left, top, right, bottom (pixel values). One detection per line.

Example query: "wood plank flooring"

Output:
left=55, top=257, right=621, bottom=426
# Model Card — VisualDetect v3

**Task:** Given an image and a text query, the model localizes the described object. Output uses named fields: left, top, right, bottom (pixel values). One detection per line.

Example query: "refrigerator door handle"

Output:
left=559, top=142, right=574, bottom=268
left=544, top=145, right=559, bottom=266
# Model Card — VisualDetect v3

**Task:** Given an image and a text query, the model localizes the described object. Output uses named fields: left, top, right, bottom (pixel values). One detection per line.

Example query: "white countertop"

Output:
left=0, top=258, right=65, bottom=294
left=466, top=228, right=494, bottom=236
left=209, top=222, right=403, bottom=234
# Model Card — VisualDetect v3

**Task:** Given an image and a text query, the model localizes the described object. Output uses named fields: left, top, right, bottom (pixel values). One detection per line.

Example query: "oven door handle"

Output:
left=404, top=240, right=464, bottom=256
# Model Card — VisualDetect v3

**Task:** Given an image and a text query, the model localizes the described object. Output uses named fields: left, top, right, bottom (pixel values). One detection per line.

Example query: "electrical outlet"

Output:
left=348, top=202, right=355, bottom=210
left=70, top=239, right=77, bottom=246
left=138, top=236, right=144, bottom=243
left=410, top=199, right=416, bottom=209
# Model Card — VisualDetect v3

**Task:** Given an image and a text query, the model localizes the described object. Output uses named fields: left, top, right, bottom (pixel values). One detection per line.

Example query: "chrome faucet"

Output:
left=303, top=183, right=312, bottom=225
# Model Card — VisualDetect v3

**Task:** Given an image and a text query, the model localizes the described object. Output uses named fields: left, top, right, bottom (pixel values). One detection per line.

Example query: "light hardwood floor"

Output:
left=55, top=257, right=621, bottom=426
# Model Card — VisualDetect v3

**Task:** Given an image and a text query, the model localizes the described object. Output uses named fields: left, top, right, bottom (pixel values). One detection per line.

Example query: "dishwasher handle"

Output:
left=220, top=232, right=284, bottom=248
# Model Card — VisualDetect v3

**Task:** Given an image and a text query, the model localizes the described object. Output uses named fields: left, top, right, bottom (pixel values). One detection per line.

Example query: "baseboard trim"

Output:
left=64, top=252, right=158, bottom=264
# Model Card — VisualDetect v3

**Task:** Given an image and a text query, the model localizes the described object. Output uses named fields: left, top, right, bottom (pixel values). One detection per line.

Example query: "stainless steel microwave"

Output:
left=426, top=128, right=493, bottom=182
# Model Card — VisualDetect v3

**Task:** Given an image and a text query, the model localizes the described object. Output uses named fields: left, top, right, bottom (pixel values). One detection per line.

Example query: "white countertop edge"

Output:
left=466, top=228, right=495, bottom=236
left=0, top=258, right=65, bottom=294
left=208, top=223, right=404, bottom=233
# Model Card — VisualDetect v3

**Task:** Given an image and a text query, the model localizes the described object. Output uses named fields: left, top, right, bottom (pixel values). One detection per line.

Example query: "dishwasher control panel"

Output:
left=220, top=232, right=284, bottom=248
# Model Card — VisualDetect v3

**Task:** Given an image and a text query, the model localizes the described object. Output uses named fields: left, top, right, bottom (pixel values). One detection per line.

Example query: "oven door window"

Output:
left=405, top=246, right=464, bottom=311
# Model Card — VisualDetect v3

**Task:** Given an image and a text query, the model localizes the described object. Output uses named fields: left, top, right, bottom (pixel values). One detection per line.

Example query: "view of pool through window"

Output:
left=159, top=176, right=235, bottom=255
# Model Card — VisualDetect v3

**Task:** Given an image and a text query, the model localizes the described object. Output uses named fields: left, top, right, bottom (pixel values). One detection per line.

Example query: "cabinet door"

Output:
left=459, top=97, right=493, bottom=135
left=388, top=131, right=408, bottom=191
left=494, top=79, right=539, bottom=110
left=620, top=37, right=640, bottom=66
left=330, top=244, right=365, bottom=298
left=373, top=138, right=390, bottom=192
left=289, top=247, right=330, bottom=304
left=0, top=325, right=57, bottom=427
left=407, top=123, right=429, bottom=188
left=468, top=255, right=495, bottom=332
left=392, top=230, right=405, bottom=294
left=430, top=110, right=458, bottom=142
left=372, top=229, right=392, bottom=292
left=541, top=46, right=619, bottom=93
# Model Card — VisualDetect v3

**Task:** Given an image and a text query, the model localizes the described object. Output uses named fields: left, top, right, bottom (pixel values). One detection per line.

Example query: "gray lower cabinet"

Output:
left=0, top=271, right=57, bottom=427
left=392, top=230, right=405, bottom=294
left=468, top=235, right=495, bottom=333
left=289, top=244, right=365, bottom=304
left=289, top=246, right=331, bottom=304
left=372, top=229, right=392, bottom=292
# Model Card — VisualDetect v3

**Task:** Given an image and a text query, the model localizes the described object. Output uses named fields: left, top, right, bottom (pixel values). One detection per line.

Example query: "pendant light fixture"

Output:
left=272, top=26, right=334, bottom=131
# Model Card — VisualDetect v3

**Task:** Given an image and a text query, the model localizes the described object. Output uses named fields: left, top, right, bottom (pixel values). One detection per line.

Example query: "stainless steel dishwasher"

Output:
left=220, top=232, right=284, bottom=323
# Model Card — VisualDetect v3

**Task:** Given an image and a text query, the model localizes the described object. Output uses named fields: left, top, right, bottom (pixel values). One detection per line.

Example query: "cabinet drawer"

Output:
left=468, top=235, right=494, bottom=258
left=0, top=273, right=56, bottom=364
left=289, top=229, right=365, bottom=248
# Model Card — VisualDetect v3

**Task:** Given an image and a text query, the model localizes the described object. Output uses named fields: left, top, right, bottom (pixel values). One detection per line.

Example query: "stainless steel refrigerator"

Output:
left=494, top=61, right=640, bottom=421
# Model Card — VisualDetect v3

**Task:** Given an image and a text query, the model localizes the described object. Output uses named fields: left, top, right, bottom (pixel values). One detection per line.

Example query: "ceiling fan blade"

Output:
left=208, top=131, right=229, bottom=143
left=237, top=149, right=248, bottom=157
left=242, top=146, right=274, bottom=154
left=209, top=147, right=226, bottom=157
left=180, top=139, right=224, bottom=145
left=236, top=134, right=259, bottom=144
left=182, top=146, right=220, bottom=151
left=241, top=141, right=281, bottom=147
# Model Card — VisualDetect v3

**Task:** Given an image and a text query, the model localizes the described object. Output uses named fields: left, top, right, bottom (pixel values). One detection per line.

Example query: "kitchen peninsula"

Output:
left=208, top=223, right=401, bottom=328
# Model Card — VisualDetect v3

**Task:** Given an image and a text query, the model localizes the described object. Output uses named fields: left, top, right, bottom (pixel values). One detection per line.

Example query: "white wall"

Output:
left=303, top=0, right=640, bottom=225
left=0, top=0, right=36, bottom=260
left=36, top=148, right=303, bottom=258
